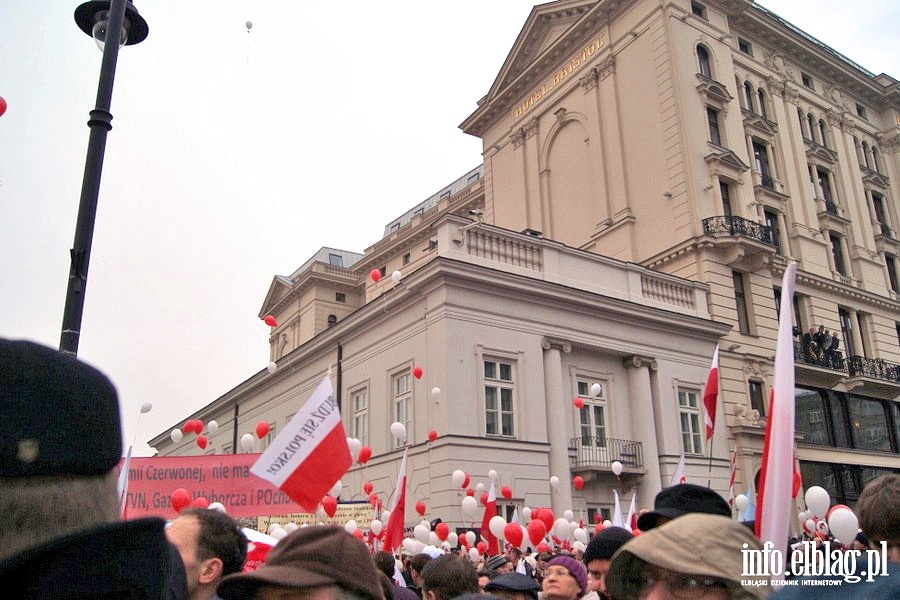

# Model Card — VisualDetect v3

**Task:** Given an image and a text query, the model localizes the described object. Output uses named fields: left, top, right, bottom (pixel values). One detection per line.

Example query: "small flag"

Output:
left=703, top=345, right=720, bottom=441
left=383, top=448, right=409, bottom=554
left=250, top=375, right=351, bottom=513
left=727, top=449, right=738, bottom=506
left=669, top=452, right=686, bottom=487
left=625, top=491, right=637, bottom=531
left=611, top=489, right=625, bottom=528
left=480, top=478, right=499, bottom=555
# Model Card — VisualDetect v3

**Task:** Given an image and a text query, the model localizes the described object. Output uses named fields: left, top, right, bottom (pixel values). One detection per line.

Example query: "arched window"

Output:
left=862, top=141, right=871, bottom=168
left=819, top=119, right=829, bottom=148
left=697, top=45, right=711, bottom=78
left=743, top=81, right=755, bottom=111
left=807, top=113, right=817, bottom=143
left=327, top=314, right=338, bottom=328
left=757, top=88, right=768, bottom=118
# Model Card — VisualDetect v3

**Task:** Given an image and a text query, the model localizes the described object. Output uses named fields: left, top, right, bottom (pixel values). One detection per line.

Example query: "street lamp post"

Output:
left=59, top=0, right=149, bottom=355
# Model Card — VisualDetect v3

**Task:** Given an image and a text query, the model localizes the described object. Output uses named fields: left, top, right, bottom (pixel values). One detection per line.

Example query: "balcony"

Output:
left=569, top=436, right=643, bottom=473
left=793, top=339, right=900, bottom=397
left=702, top=215, right=776, bottom=270
left=703, top=216, right=775, bottom=245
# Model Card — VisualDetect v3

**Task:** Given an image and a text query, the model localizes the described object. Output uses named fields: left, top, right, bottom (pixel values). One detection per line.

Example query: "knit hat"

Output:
left=582, top=526, right=634, bottom=562
left=485, top=554, right=508, bottom=571
left=547, top=555, right=587, bottom=594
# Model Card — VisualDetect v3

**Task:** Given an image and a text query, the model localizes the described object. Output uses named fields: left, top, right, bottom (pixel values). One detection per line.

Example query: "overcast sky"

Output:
left=1, top=1, right=897, bottom=456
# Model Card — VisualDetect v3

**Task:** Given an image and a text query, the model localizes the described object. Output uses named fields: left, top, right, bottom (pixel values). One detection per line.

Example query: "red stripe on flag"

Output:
left=754, top=389, right=775, bottom=536
left=703, top=346, right=719, bottom=440
left=279, top=423, right=352, bottom=513
left=384, top=449, right=408, bottom=554
left=480, top=481, right=499, bottom=555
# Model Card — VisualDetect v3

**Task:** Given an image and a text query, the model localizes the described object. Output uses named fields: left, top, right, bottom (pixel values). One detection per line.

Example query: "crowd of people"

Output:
left=1, top=339, right=898, bottom=599
left=797, top=325, right=842, bottom=368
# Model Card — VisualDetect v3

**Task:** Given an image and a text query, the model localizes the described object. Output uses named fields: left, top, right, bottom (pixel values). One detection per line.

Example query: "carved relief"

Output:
left=524, top=118, right=539, bottom=139
left=598, top=56, right=615, bottom=80
left=511, top=128, right=526, bottom=149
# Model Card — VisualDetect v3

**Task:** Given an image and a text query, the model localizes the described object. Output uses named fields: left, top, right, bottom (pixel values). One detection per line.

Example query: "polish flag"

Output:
left=250, top=375, right=351, bottom=513
left=727, top=449, right=738, bottom=507
left=703, top=345, right=720, bottom=441
left=755, top=263, right=797, bottom=581
left=611, top=489, right=625, bottom=528
left=383, top=448, right=408, bottom=553
left=669, top=452, right=686, bottom=487
left=480, top=479, right=499, bottom=555
left=625, top=492, right=637, bottom=531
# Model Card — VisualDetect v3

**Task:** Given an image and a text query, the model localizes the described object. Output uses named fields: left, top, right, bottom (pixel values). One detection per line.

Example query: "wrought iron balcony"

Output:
left=847, top=356, right=900, bottom=382
left=793, top=340, right=845, bottom=371
left=793, top=340, right=900, bottom=385
left=702, top=215, right=775, bottom=246
left=569, top=436, right=643, bottom=471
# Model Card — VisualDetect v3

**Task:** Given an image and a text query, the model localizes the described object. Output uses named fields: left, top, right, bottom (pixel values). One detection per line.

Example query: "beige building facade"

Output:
left=152, top=0, right=899, bottom=524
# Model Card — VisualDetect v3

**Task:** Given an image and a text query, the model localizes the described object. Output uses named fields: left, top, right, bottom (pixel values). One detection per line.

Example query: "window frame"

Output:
left=677, top=387, right=704, bottom=455
left=697, top=45, right=712, bottom=78
left=575, top=377, right=608, bottom=447
left=732, top=270, right=751, bottom=335
left=391, top=370, right=413, bottom=448
left=483, top=355, right=517, bottom=438
left=350, top=385, right=369, bottom=447
left=706, top=106, right=722, bottom=146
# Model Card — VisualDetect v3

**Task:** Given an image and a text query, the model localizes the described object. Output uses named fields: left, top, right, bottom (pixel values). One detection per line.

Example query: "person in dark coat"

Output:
left=375, top=550, right=419, bottom=600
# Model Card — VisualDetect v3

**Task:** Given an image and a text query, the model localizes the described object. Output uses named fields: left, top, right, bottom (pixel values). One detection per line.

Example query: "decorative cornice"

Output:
left=624, top=355, right=657, bottom=370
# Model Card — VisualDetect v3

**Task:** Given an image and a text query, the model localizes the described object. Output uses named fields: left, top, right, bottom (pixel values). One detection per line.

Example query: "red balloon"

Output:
left=415, top=501, right=427, bottom=516
left=500, top=485, right=513, bottom=499
left=792, top=470, right=802, bottom=499
left=196, top=435, right=208, bottom=449
left=594, top=523, right=604, bottom=534
left=504, top=522, right=523, bottom=547
left=435, top=522, right=450, bottom=541
left=465, top=488, right=475, bottom=497
left=476, top=541, right=487, bottom=554
left=370, top=269, right=382, bottom=282
left=573, top=397, right=584, bottom=409
left=183, top=420, right=197, bottom=434
left=352, top=528, right=364, bottom=539
left=826, top=504, right=851, bottom=519
left=192, top=496, right=210, bottom=509
left=573, top=476, right=584, bottom=491
left=171, top=488, right=191, bottom=513
left=0, top=97, right=6, bottom=118
left=363, top=481, right=374, bottom=495
left=412, top=365, right=423, bottom=380
left=461, top=473, right=470, bottom=488
left=368, top=492, right=380, bottom=507
left=256, top=421, right=270, bottom=439
left=527, top=519, right=547, bottom=546
left=358, top=446, right=372, bottom=464
left=537, top=508, right=555, bottom=533
left=536, top=542, right=552, bottom=554
left=263, top=314, right=277, bottom=327
left=479, top=492, right=489, bottom=506
left=428, top=429, right=438, bottom=442
left=594, top=514, right=602, bottom=524
left=322, top=495, right=338, bottom=518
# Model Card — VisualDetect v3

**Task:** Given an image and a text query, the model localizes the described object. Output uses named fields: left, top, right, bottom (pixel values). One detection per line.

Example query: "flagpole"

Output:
left=706, top=443, right=713, bottom=488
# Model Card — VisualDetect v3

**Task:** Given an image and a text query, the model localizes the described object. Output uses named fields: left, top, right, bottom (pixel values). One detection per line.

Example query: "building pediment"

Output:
left=861, top=167, right=889, bottom=189
left=259, top=276, right=293, bottom=318
left=741, top=109, right=778, bottom=136
left=805, top=142, right=838, bottom=165
left=696, top=74, right=734, bottom=111
left=705, top=148, right=750, bottom=173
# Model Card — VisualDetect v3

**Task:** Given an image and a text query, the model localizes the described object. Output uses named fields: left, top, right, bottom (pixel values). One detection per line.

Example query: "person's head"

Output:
left=477, top=569, right=497, bottom=592
left=606, top=513, right=769, bottom=600
left=484, top=572, right=540, bottom=600
left=377, top=572, right=395, bottom=600
left=857, top=473, right=900, bottom=562
left=486, top=554, right=511, bottom=574
left=542, top=556, right=587, bottom=600
left=374, top=551, right=397, bottom=580
left=165, top=508, right=247, bottom=599
left=420, top=554, right=478, bottom=600
left=0, top=339, right=122, bottom=561
left=582, top=526, right=633, bottom=599
left=216, top=525, right=384, bottom=600
left=536, top=552, right=553, bottom=571
left=408, top=553, right=433, bottom=586
left=507, top=547, right=523, bottom=561
left=637, top=484, right=731, bottom=531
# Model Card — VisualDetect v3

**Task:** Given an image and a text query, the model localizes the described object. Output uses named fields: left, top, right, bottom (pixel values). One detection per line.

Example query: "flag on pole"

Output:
left=611, top=489, right=625, bottom=528
left=669, top=452, right=686, bottom=487
left=384, top=448, right=409, bottom=553
left=625, top=491, right=637, bottom=530
left=741, top=477, right=756, bottom=523
left=703, top=345, right=720, bottom=440
left=727, top=448, right=738, bottom=506
left=250, top=375, right=351, bottom=513
left=754, top=263, right=797, bottom=580
left=480, top=479, right=499, bottom=555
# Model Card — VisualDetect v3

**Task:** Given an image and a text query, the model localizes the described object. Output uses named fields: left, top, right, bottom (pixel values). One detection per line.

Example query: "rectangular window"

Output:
left=720, top=181, right=733, bottom=216
left=335, top=292, right=346, bottom=303
left=707, top=107, right=722, bottom=146
left=856, top=103, right=867, bottom=120
left=752, top=140, right=773, bottom=188
left=691, top=1, right=707, bottom=18
left=351, top=388, right=368, bottom=447
left=829, top=233, right=847, bottom=276
left=402, top=252, right=411, bottom=265
left=872, top=192, right=889, bottom=234
left=392, top=372, right=412, bottom=448
left=817, top=168, right=834, bottom=204
left=847, top=396, right=891, bottom=451
left=576, top=379, right=607, bottom=448
left=379, top=266, right=387, bottom=277
left=886, top=254, right=898, bottom=293
left=738, top=37, right=752, bottom=55
left=328, top=253, right=343, bottom=267
left=467, top=173, right=480, bottom=183
left=826, top=392, right=851, bottom=448
left=748, top=380, right=766, bottom=418
left=795, top=388, right=829, bottom=445
left=839, top=308, right=856, bottom=357
left=484, top=359, right=515, bottom=437
left=732, top=271, right=750, bottom=334
left=677, top=388, right=703, bottom=454
left=764, top=210, right=781, bottom=253
left=801, top=72, right=814, bottom=89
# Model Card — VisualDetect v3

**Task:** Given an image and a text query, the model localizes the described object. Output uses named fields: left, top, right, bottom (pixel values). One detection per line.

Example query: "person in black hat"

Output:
left=582, top=526, right=633, bottom=600
left=0, top=339, right=187, bottom=598
left=485, top=572, right=540, bottom=600
left=636, top=483, right=730, bottom=531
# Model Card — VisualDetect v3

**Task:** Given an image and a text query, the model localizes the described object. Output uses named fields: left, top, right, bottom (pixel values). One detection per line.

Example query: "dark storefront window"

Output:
left=847, top=396, right=892, bottom=451
left=795, top=387, right=829, bottom=444
left=826, top=392, right=851, bottom=448
left=795, top=386, right=899, bottom=453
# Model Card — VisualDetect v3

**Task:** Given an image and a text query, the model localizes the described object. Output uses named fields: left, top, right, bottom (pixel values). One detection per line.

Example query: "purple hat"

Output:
left=547, top=555, right=587, bottom=594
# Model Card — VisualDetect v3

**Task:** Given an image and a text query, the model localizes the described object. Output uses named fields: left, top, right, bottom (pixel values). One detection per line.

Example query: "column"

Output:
left=847, top=309, right=864, bottom=357
left=542, top=338, right=573, bottom=514
left=624, top=355, right=662, bottom=502
left=776, top=213, right=792, bottom=258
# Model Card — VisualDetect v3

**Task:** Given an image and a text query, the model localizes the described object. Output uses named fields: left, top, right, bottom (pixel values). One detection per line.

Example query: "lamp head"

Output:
left=74, top=1, right=149, bottom=47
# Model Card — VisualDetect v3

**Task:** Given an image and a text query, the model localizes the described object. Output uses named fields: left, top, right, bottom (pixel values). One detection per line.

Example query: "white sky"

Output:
left=1, top=1, right=897, bottom=456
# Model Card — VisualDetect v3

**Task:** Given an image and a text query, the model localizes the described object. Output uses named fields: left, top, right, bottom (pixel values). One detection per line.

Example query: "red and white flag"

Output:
left=669, top=452, right=686, bottom=487
left=250, top=375, right=351, bottom=513
left=625, top=491, right=637, bottom=530
left=611, top=489, right=625, bottom=528
left=480, top=478, right=499, bottom=555
left=383, top=448, right=408, bottom=554
left=727, top=448, right=738, bottom=506
left=755, top=263, right=797, bottom=580
left=703, top=345, right=720, bottom=441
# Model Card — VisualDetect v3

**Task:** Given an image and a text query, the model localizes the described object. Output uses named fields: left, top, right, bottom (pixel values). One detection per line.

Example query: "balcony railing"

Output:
left=824, top=200, right=840, bottom=216
left=570, top=436, right=643, bottom=471
left=760, top=173, right=775, bottom=189
left=794, top=340, right=900, bottom=383
left=702, top=215, right=775, bottom=246
left=847, top=356, right=900, bottom=382
left=794, top=339, right=845, bottom=370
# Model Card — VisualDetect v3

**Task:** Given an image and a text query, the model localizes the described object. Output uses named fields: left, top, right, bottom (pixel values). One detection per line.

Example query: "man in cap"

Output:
left=636, top=483, right=731, bottom=531
left=0, top=339, right=187, bottom=597
left=217, top=524, right=383, bottom=600
left=420, top=554, right=479, bottom=600
left=485, top=572, right=540, bottom=600
left=581, top=527, right=633, bottom=600
left=166, top=507, right=248, bottom=600
left=486, top=553, right=513, bottom=574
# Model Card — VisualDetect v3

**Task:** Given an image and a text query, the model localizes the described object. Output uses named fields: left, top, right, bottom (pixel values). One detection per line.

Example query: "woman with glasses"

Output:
left=541, top=555, right=589, bottom=600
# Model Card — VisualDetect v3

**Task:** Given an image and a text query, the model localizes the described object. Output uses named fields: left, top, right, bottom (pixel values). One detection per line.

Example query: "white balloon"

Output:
left=461, top=496, right=478, bottom=519
left=734, top=494, right=749, bottom=511
left=468, top=547, right=481, bottom=563
left=550, top=476, right=560, bottom=489
left=451, top=469, right=466, bottom=488
left=382, top=510, right=390, bottom=521
left=803, top=519, right=816, bottom=533
left=465, top=531, right=477, bottom=546
left=345, top=519, right=358, bottom=534
left=240, top=433, right=255, bottom=452
left=208, top=502, right=226, bottom=513
left=270, top=527, right=287, bottom=540
left=431, top=387, right=441, bottom=400
left=488, top=469, right=498, bottom=480
left=828, top=508, right=859, bottom=544
left=414, top=524, right=431, bottom=544
left=446, top=532, right=458, bottom=547
left=489, top=515, right=507, bottom=538
left=429, top=532, right=440, bottom=546
left=346, top=438, right=362, bottom=459
left=267, top=362, right=277, bottom=374
left=611, top=461, right=623, bottom=476
left=390, top=422, right=407, bottom=439
left=391, top=270, right=402, bottom=284
left=476, top=483, right=485, bottom=493
left=521, top=507, right=532, bottom=523
left=403, top=538, right=419, bottom=552
left=553, top=518, right=570, bottom=539
left=370, top=519, right=383, bottom=535
left=603, top=520, right=612, bottom=528
left=140, top=402, right=152, bottom=414
left=520, top=525, right=529, bottom=550
left=267, top=523, right=281, bottom=534
left=590, top=383, right=602, bottom=396
left=284, top=522, right=298, bottom=533
left=574, top=527, right=588, bottom=543
left=315, top=505, right=326, bottom=520
left=420, top=520, right=430, bottom=529
left=563, top=510, right=574, bottom=521
left=170, top=429, right=183, bottom=444
left=245, top=20, right=253, bottom=30
left=816, top=520, right=830, bottom=536
left=573, top=540, right=586, bottom=552
left=208, top=420, right=219, bottom=435
left=805, top=486, right=831, bottom=519
left=410, top=540, right=426, bottom=555
left=329, top=480, right=343, bottom=498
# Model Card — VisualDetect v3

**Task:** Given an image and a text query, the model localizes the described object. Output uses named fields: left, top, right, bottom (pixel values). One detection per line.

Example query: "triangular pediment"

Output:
left=705, top=149, right=750, bottom=173
left=258, top=275, right=293, bottom=318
